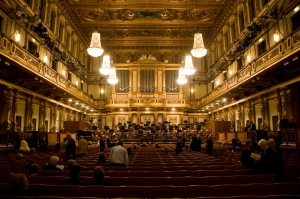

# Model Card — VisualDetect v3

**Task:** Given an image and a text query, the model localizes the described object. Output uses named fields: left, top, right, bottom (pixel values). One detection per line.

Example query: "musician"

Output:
left=100, top=137, right=105, bottom=152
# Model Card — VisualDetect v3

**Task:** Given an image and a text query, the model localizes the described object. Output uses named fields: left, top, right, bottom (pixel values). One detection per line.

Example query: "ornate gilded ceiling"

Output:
left=60, top=0, right=232, bottom=49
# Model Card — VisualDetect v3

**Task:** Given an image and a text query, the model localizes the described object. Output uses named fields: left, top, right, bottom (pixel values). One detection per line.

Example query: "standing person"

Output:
left=106, top=137, right=111, bottom=149
left=100, top=137, right=105, bottom=152
left=109, top=141, right=129, bottom=167
left=206, top=135, right=213, bottom=156
left=176, top=139, right=182, bottom=152
left=77, top=136, right=88, bottom=158
left=38, top=135, right=48, bottom=151
left=60, top=138, right=67, bottom=153
left=65, top=134, right=76, bottom=160
left=61, top=164, right=85, bottom=186
left=182, top=137, right=186, bottom=148
left=232, top=133, right=241, bottom=151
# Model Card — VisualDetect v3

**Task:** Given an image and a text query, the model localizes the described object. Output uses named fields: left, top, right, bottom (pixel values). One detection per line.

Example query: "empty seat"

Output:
left=28, top=184, right=55, bottom=196
left=148, top=185, right=179, bottom=198
left=211, top=184, right=242, bottom=197
left=242, top=183, right=271, bottom=196
left=113, top=186, right=148, bottom=198
left=119, top=177, right=148, bottom=186
left=0, top=165, right=10, bottom=183
left=179, top=185, right=212, bottom=198
left=269, top=182, right=300, bottom=195
left=54, top=185, right=83, bottom=197
left=45, top=176, right=68, bottom=185
left=84, top=186, right=114, bottom=198
left=27, top=176, right=45, bottom=184
left=175, top=176, right=201, bottom=186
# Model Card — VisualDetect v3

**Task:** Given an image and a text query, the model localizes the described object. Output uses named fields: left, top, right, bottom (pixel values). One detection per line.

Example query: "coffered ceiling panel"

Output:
left=61, top=0, right=232, bottom=48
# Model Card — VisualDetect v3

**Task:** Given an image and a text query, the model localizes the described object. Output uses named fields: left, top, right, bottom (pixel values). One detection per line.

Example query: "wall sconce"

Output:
left=62, top=70, right=66, bottom=76
left=68, top=98, right=72, bottom=102
left=222, top=98, right=226, bottom=102
left=81, top=80, right=84, bottom=83
left=259, top=38, right=263, bottom=43
left=229, top=70, right=232, bottom=75
left=75, top=102, right=79, bottom=105
left=32, top=38, right=36, bottom=43
left=294, top=6, right=299, bottom=13
left=172, top=108, right=175, bottom=111
left=120, top=108, right=123, bottom=111
left=100, top=89, right=104, bottom=94
left=15, top=33, right=20, bottom=42
left=76, top=80, right=79, bottom=85
left=191, top=88, right=194, bottom=93
left=247, top=55, right=251, bottom=62
left=43, top=55, right=48, bottom=63
left=216, top=80, right=219, bottom=86
left=146, top=107, right=149, bottom=110
left=274, top=33, right=280, bottom=42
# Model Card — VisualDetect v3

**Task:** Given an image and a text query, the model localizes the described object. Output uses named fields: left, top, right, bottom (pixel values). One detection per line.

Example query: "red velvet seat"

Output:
left=113, top=186, right=148, bottom=198
left=224, top=175, right=248, bottom=185
left=148, top=177, right=174, bottom=186
left=54, top=185, right=83, bottom=197
left=179, top=185, right=212, bottom=198
left=119, top=177, right=148, bottom=186
left=211, top=184, right=242, bottom=197
left=269, top=182, right=300, bottom=195
left=27, top=175, right=45, bottom=184
left=0, top=165, right=10, bottom=183
left=84, top=185, right=114, bottom=198
left=148, top=185, right=179, bottom=198
left=9, top=162, right=25, bottom=174
left=201, top=176, right=224, bottom=185
left=242, top=183, right=271, bottom=196
left=247, top=174, right=275, bottom=184
left=28, top=184, right=55, bottom=196
left=175, top=176, right=201, bottom=186
left=45, top=176, right=68, bottom=185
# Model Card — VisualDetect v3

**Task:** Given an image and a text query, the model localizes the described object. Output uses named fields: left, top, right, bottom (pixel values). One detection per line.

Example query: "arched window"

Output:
left=38, top=0, right=47, bottom=22
left=217, top=35, right=223, bottom=57
left=223, top=26, right=229, bottom=50
left=72, top=36, right=78, bottom=56
left=210, top=43, right=216, bottom=64
left=58, top=17, right=65, bottom=43
left=66, top=27, right=72, bottom=50
left=165, top=54, right=173, bottom=63
left=25, top=0, right=34, bottom=10
left=79, top=43, right=84, bottom=64
left=237, top=5, right=245, bottom=33
left=49, top=5, right=57, bottom=33
left=247, top=0, right=256, bottom=23
left=229, top=16, right=236, bottom=44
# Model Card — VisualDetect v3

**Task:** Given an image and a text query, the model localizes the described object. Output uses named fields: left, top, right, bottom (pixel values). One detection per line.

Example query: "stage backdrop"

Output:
left=141, top=114, right=154, bottom=124
left=167, top=115, right=180, bottom=125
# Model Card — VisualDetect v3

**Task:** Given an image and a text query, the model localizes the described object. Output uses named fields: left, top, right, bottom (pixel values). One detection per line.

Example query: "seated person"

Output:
left=90, top=166, right=114, bottom=186
left=20, top=137, right=30, bottom=153
left=5, top=173, right=33, bottom=196
left=61, top=163, right=85, bottom=186
left=29, top=163, right=40, bottom=175
left=240, top=139, right=255, bottom=169
left=39, top=135, right=48, bottom=151
left=30, top=148, right=37, bottom=155
left=66, top=159, right=76, bottom=170
left=232, top=133, right=241, bottom=151
left=15, top=153, right=23, bottom=162
left=42, top=156, right=63, bottom=171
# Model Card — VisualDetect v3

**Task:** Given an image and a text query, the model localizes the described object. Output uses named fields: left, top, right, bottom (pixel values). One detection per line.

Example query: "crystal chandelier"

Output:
left=177, top=68, right=187, bottom=84
left=183, top=55, right=195, bottom=75
left=191, top=32, right=207, bottom=58
left=100, top=55, right=111, bottom=75
left=107, top=68, right=118, bottom=84
left=87, top=32, right=104, bottom=57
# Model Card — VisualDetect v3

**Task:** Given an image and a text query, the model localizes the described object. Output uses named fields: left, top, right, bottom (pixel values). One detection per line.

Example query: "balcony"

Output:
left=0, top=34, right=104, bottom=109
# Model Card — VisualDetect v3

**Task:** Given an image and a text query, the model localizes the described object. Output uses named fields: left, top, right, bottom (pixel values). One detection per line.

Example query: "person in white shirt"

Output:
left=109, top=141, right=129, bottom=167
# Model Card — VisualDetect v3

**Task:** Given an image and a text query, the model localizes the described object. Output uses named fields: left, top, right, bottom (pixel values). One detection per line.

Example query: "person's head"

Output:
left=67, top=159, right=76, bottom=170
left=15, top=153, right=23, bottom=161
left=234, top=133, right=237, bottom=138
left=66, top=134, right=71, bottom=140
left=245, top=139, right=253, bottom=150
left=9, top=173, right=28, bottom=191
left=30, top=148, right=36, bottom=154
left=50, top=156, right=60, bottom=165
left=175, top=148, right=180, bottom=154
left=93, top=166, right=105, bottom=181
left=258, top=139, right=269, bottom=151
left=117, top=141, right=123, bottom=146
left=268, top=138, right=277, bottom=149
left=79, top=136, right=83, bottom=140
left=246, top=120, right=250, bottom=126
left=70, top=163, right=81, bottom=178
left=29, top=163, right=39, bottom=175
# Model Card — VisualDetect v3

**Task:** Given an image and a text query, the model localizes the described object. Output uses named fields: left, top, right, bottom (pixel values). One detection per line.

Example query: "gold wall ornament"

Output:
left=3, top=88, right=13, bottom=130
left=40, top=101, right=47, bottom=132
left=26, top=96, right=35, bottom=132
left=275, top=89, right=282, bottom=130
left=11, top=89, right=19, bottom=131
left=281, top=88, right=289, bottom=119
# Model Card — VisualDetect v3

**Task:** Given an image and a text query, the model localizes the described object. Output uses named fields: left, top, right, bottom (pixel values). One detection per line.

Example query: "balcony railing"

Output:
left=197, top=28, right=300, bottom=108
left=0, top=34, right=104, bottom=108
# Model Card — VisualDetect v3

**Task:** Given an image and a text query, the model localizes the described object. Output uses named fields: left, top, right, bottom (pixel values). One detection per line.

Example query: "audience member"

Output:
left=176, top=140, right=182, bottom=152
left=232, top=133, right=241, bottom=151
left=155, top=144, right=161, bottom=148
left=15, top=153, right=23, bottom=162
left=109, top=141, right=129, bottom=167
left=100, top=137, right=105, bottom=152
left=251, top=137, right=258, bottom=151
left=78, top=136, right=88, bottom=158
left=29, top=164, right=39, bottom=175
left=20, top=137, right=30, bottom=153
left=107, top=137, right=111, bottom=148
left=60, top=138, right=67, bottom=153
left=30, top=148, right=37, bottom=155
left=190, top=136, right=201, bottom=152
left=61, top=163, right=85, bottom=186
left=65, top=134, right=76, bottom=160
left=90, top=166, right=114, bottom=186
left=5, top=173, right=33, bottom=196
left=42, top=156, right=62, bottom=171
left=182, top=137, right=186, bottom=148
left=256, top=139, right=284, bottom=182
left=164, top=148, right=169, bottom=154
left=206, top=135, right=213, bottom=156
left=127, top=147, right=132, bottom=155
left=66, top=159, right=76, bottom=170
left=98, top=153, right=106, bottom=163
left=38, top=135, right=48, bottom=151
left=240, top=139, right=255, bottom=169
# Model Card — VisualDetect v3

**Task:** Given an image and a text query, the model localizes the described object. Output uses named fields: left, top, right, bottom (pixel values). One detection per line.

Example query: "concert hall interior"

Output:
left=1, top=0, right=300, bottom=198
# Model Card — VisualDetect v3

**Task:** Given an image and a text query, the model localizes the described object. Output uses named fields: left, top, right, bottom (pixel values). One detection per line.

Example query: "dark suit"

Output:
left=107, top=138, right=111, bottom=148
left=100, top=139, right=105, bottom=152
left=232, top=138, right=241, bottom=151
left=42, top=164, right=62, bottom=171
left=66, top=138, right=76, bottom=160
left=39, top=138, right=48, bottom=151
left=256, top=147, right=284, bottom=182
left=240, top=148, right=255, bottom=169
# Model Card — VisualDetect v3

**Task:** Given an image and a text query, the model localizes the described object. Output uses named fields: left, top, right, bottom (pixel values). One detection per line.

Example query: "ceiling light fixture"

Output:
left=177, top=68, right=187, bottom=84
left=100, top=55, right=112, bottom=75
left=191, top=1, right=207, bottom=58
left=87, top=0, right=104, bottom=57
left=107, top=68, right=118, bottom=84
left=183, top=55, right=195, bottom=75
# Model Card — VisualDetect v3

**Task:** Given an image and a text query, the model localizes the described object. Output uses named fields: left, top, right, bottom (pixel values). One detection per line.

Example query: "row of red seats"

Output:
left=1, top=183, right=299, bottom=198
left=26, top=174, right=275, bottom=186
